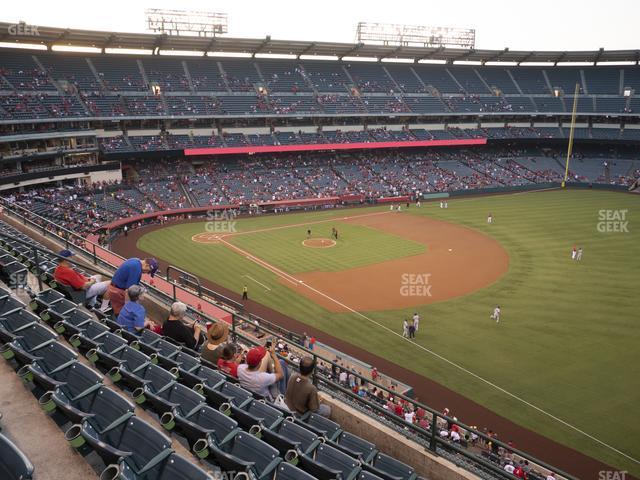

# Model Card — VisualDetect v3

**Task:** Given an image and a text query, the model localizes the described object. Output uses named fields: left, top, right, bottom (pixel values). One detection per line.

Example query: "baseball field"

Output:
left=122, top=189, right=639, bottom=475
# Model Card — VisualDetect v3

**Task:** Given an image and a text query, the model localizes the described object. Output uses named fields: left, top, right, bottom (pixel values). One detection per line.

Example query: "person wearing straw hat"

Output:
left=201, top=322, right=229, bottom=364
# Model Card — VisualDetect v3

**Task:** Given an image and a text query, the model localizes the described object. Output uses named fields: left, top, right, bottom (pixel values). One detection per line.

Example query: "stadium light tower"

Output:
left=355, top=22, right=475, bottom=49
left=145, top=9, right=228, bottom=37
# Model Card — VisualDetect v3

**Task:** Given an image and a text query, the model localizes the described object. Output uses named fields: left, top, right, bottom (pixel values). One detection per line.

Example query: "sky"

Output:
left=2, top=0, right=639, bottom=52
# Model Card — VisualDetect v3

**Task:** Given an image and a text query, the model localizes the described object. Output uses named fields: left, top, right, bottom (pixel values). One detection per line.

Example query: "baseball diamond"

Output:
left=116, top=189, right=640, bottom=477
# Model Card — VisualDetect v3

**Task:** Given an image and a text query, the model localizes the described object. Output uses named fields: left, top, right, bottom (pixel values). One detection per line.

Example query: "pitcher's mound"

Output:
left=303, top=238, right=336, bottom=248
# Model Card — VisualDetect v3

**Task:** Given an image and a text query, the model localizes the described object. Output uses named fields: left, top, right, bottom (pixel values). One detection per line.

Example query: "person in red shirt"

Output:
left=513, top=464, right=525, bottom=479
left=54, top=250, right=110, bottom=310
left=217, top=344, right=242, bottom=378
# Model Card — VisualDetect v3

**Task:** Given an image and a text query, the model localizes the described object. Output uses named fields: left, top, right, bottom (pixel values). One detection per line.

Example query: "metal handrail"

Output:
left=166, top=265, right=202, bottom=300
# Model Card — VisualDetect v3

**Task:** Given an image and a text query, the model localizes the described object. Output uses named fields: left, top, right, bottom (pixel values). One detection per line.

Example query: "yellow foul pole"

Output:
left=562, top=83, right=581, bottom=188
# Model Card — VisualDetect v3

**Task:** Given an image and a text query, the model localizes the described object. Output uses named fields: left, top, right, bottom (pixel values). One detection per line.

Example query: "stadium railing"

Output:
left=0, top=198, right=579, bottom=480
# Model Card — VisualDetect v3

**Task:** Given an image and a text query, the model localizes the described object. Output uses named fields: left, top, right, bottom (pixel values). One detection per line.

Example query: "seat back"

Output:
left=0, top=433, right=34, bottom=480
left=157, top=452, right=213, bottom=480
left=190, top=406, right=238, bottom=443
left=35, top=288, right=65, bottom=305
left=230, top=432, right=280, bottom=475
left=107, top=417, right=171, bottom=471
left=81, top=321, right=109, bottom=341
left=358, top=471, right=385, bottom=480
left=36, top=341, right=78, bottom=372
left=277, top=462, right=317, bottom=480
left=143, top=364, right=176, bottom=392
left=0, top=296, right=25, bottom=316
left=304, top=414, right=342, bottom=440
left=48, top=298, right=78, bottom=315
left=98, top=332, right=128, bottom=354
left=335, top=431, right=377, bottom=462
left=277, top=420, right=319, bottom=453
left=196, top=365, right=226, bottom=387
left=247, top=400, right=284, bottom=427
left=166, top=383, right=206, bottom=415
left=156, top=339, right=181, bottom=358
left=117, top=346, right=150, bottom=372
left=174, top=351, right=200, bottom=371
left=12, top=324, right=57, bottom=350
left=140, top=329, right=162, bottom=346
left=57, top=283, right=85, bottom=304
left=1, top=309, right=38, bottom=331
left=220, top=382, right=253, bottom=406
left=87, top=387, right=136, bottom=431
left=0, top=310, right=39, bottom=343
left=62, top=309, right=93, bottom=328
left=314, top=444, right=361, bottom=478
left=59, top=362, right=103, bottom=397
left=370, top=453, right=414, bottom=480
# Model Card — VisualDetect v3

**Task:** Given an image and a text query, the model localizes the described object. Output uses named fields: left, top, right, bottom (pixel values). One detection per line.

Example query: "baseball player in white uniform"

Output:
left=490, top=305, right=501, bottom=323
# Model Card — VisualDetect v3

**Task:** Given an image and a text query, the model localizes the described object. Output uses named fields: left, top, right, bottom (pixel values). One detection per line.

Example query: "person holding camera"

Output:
left=237, top=339, right=289, bottom=401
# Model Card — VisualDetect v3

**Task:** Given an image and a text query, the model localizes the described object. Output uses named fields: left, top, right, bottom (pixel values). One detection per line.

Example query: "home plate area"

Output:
left=191, top=232, right=222, bottom=244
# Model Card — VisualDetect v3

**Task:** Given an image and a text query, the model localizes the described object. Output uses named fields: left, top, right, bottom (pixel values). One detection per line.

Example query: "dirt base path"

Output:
left=112, top=221, right=621, bottom=479
left=286, top=213, right=508, bottom=312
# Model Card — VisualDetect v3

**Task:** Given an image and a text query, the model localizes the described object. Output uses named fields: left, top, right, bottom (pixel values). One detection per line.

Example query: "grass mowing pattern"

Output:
left=137, top=190, right=640, bottom=474
left=230, top=221, right=425, bottom=273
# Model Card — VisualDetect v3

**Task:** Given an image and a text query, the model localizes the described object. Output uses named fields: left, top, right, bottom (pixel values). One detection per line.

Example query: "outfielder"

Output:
left=490, top=305, right=501, bottom=323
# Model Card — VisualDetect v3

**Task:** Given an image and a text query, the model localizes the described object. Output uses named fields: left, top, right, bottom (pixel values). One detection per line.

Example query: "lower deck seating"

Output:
left=0, top=220, right=424, bottom=480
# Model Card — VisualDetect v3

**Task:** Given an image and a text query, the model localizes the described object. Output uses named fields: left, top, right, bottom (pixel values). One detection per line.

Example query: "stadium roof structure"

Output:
left=1, top=21, right=640, bottom=65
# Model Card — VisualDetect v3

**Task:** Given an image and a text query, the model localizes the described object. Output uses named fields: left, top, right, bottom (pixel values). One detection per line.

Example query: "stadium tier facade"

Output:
left=0, top=23, right=639, bottom=480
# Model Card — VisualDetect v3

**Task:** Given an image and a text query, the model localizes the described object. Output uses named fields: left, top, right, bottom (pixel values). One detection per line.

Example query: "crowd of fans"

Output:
left=2, top=145, right=634, bottom=240
left=97, top=126, right=597, bottom=154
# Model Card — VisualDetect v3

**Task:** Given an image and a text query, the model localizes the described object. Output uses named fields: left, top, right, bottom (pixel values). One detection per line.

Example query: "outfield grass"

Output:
left=137, top=190, right=640, bottom=474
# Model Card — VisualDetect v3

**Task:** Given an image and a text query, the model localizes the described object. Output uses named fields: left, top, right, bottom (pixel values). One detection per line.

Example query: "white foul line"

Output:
left=223, top=209, right=392, bottom=238
left=243, top=274, right=271, bottom=291
left=217, top=225, right=639, bottom=467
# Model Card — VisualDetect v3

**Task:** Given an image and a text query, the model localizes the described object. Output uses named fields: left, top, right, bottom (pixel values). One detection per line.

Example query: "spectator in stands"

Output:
left=116, top=285, right=150, bottom=334
left=217, top=343, right=242, bottom=378
left=106, top=257, right=158, bottom=315
left=162, top=301, right=202, bottom=350
left=201, top=322, right=229, bottom=364
left=237, top=343, right=289, bottom=401
left=53, top=249, right=110, bottom=311
left=285, top=356, right=331, bottom=417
